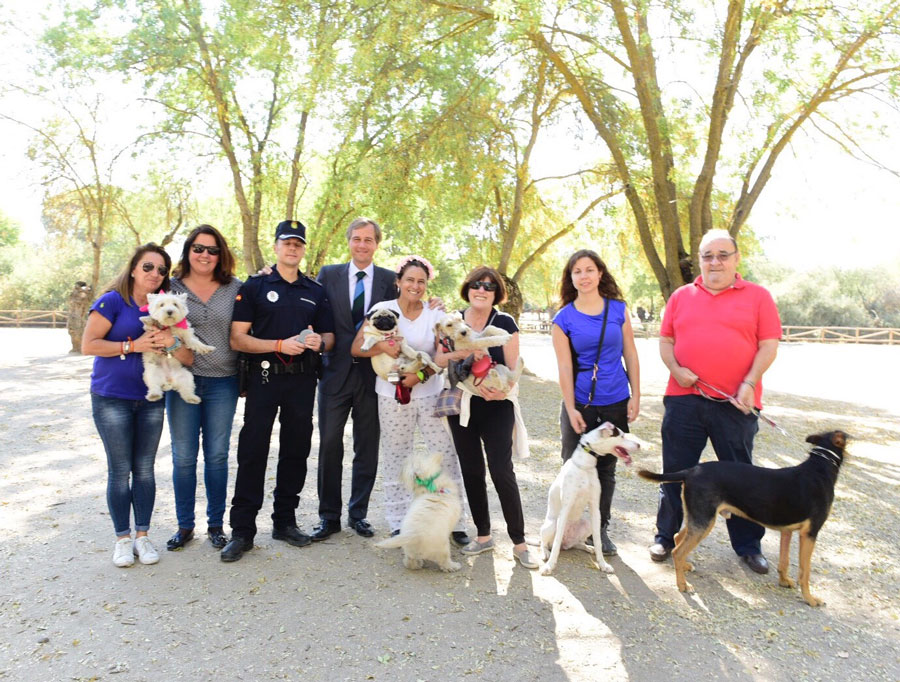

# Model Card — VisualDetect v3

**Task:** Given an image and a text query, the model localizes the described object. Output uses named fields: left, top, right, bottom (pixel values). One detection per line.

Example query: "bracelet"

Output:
left=120, top=337, right=132, bottom=360
left=276, top=339, right=283, bottom=353
left=164, top=337, right=182, bottom=355
left=416, top=369, right=428, bottom=383
left=741, top=379, right=756, bottom=388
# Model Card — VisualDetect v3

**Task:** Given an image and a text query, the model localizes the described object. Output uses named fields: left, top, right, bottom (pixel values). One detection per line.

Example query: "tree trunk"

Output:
left=67, top=281, right=93, bottom=353
left=499, top=274, right=523, bottom=323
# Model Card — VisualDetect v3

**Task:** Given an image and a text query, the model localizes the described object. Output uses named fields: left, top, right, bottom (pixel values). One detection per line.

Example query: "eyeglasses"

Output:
left=470, top=281, right=498, bottom=292
left=140, top=262, right=169, bottom=276
left=700, top=251, right=736, bottom=263
left=191, top=243, right=221, bottom=256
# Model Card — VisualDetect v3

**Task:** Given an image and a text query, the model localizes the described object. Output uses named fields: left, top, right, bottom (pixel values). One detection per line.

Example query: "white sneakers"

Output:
left=113, top=537, right=134, bottom=567
left=112, top=536, right=159, bottom=567
left=133, top=536, right=160, bottom=565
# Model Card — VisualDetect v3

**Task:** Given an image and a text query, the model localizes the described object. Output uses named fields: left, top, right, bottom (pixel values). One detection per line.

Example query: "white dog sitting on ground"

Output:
left=139, top=291, right=215, bottom=403
left=375, top=452, right=462, bottom=572
left=539, top=422, right=640, bottom=576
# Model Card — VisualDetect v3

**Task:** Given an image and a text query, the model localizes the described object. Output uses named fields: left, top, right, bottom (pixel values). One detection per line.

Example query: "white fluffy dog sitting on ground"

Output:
left=375, top=452, right=462, bottom=572
left=139, top=291, right=215, bottom=403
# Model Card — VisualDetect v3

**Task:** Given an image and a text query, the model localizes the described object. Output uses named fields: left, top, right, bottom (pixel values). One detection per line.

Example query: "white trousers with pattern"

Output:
left=377, top=394, right=469, bottom=533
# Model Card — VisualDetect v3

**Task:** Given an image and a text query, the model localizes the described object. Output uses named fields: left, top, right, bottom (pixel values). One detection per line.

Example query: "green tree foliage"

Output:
left=429, top=0, right=900, bottom=298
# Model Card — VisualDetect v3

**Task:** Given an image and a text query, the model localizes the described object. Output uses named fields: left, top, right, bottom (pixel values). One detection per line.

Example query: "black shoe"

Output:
left=740, top=553, right=770, bottom=575
left=311, top=519, right=342, bottom=542
left=451, top=531, right=471, bottom=547
left=220, top=536, right=253, bottom=562
left=207, top=527, right=228, bottom=549
left=272, top=525, right=312, bottom=548
left=166, top=528, right=194, bottom=551
left=348, top=518, right=375, bottom=538
left=649, top=542, right=671, bottom=562
left=600, top=527, right=617, bottom=556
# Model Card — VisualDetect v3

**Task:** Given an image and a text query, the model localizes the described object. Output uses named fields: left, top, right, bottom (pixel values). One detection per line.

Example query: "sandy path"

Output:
left=0, top=329, right=898, bottom=681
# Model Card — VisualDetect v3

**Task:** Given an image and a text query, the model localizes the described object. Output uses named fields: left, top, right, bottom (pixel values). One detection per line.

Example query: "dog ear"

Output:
left=805, top=433, right=820, bottom=445
left=175, top=292, right=188, bottom=303
left=597, top=421, right=617, bottom=436
left=388, top=309, right=399, bottom=319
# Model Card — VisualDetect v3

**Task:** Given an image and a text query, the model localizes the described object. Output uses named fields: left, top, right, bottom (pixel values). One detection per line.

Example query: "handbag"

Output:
left=433, top=387, right=463, bottom=417
left=469, top=354, right=496, bottom=386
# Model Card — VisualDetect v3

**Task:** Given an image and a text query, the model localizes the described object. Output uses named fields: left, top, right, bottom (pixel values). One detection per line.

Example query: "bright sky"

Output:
left=2, top=1, right=899, bottom=273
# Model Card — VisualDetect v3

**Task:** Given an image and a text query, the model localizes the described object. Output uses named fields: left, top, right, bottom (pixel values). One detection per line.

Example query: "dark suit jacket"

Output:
left=317, top=262, right=396, bottom=396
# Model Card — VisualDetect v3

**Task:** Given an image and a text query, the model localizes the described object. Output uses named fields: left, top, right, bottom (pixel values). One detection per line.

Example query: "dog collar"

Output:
left=415, top=472, right=441, bottom=492
left=580, top=443, right=603, bottom=459
left=809, top=446, right=841, bottom=468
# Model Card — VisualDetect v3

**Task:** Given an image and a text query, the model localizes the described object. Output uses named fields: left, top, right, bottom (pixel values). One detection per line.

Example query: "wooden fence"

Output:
left=781, top=326, right=899, bottom=345
left=0, top=310, right=67, bottom=328
left=2, top=310, right=898, bottom=344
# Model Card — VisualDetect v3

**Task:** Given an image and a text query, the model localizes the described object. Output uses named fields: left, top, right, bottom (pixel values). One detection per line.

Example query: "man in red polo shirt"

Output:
left=648, top=229, right=781, bottom=575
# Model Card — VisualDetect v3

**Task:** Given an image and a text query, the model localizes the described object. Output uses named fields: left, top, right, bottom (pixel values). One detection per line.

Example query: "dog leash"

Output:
left=695, top=379, right=790, bottom=437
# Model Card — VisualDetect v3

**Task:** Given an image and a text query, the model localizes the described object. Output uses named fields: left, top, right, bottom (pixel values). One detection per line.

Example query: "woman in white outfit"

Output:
left=351, top=255, right=470, bottom=544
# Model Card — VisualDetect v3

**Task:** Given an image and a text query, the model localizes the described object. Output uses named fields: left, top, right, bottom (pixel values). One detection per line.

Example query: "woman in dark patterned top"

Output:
left=164, top=225, right=243, bottom=552
left=440, top=266, right=538, bottom=569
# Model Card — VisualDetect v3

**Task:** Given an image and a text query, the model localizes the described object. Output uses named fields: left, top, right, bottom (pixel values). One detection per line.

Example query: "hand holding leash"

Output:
left=734, top=381, right=755, bottom=414
left=296, top=326, right=321, bottom=352
left=566, top=405, right=587, bottom=434
left=279, top=337, right=307, bottom=356
left=671, top=365, right=698, bottom=388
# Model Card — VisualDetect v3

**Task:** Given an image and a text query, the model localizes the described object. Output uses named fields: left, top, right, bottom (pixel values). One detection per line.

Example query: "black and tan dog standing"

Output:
left=638, top=430, right=849, bottom=606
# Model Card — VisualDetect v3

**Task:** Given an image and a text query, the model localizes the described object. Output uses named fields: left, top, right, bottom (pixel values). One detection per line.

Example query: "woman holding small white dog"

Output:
left=552, top=249, right=640, bottom=557
left=165, top=225, right=243, bottom=553
left=83, top=243, right=193, bottom=567
left=351, top=256, right=470, bottom=543
left=441, top=266, right=538, bottom=569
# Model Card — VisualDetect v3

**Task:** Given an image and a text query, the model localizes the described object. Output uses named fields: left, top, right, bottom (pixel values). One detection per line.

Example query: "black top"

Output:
left=232, top=266, right=335, bottom=363
left=461, top=308, right=519, bottom=366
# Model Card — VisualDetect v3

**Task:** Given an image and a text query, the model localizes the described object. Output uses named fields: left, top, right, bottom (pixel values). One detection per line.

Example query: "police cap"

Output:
left=275, top=220, right=307, bottom=244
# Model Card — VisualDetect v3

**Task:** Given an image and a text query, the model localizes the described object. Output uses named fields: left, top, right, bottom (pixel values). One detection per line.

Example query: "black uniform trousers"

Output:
left=559, top=397, right=629, bottom=529
left=230, top=370, right=316, bottom=540
left=448, top=397, right=525, bottom=545
left=316, top=364, right=380, bottom=522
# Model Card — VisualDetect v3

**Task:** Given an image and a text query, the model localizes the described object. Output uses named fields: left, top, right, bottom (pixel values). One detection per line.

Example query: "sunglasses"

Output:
left=470, top=281, right=498, bottom=292
left=191, top=243, right=221, bottom=256
left=140, top=262, right=169, bottom=276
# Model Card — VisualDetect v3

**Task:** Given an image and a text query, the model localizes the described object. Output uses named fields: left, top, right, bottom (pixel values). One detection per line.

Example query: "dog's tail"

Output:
left=375, top=535, right=408, bottom=550
left=637, top=469, right=688, bottom=483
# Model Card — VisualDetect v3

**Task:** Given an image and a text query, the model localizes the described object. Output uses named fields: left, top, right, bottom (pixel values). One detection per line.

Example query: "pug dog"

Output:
left=360, top=308, right=441, bottom=382
left=139, top=292, right=215, bottom=403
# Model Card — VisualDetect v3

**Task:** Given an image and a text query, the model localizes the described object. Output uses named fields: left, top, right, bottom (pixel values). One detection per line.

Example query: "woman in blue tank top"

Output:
left=551, top=249, right=641, bottom=556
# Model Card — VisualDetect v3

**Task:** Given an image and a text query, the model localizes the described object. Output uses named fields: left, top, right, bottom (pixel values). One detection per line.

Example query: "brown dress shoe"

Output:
left=740, top=553, right=769, bottom=574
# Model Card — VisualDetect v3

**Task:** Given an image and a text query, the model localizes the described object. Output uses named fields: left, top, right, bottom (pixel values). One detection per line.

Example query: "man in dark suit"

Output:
left=311, top=217, right=397, bottom=539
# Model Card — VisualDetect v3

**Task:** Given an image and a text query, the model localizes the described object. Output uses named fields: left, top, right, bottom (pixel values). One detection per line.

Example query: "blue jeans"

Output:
left=166, top=375, right=239, bottom=529
left=91, top=393, right=165, bottom=536
left=654, top=394, right=764, bottom=556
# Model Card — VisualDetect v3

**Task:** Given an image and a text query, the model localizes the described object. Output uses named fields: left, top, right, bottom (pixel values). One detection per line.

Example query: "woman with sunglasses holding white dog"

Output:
left=83, top=243, right=193, bottom=567
left=552, top=249, right=640, bottom=557
left=442, top=266, right=538, bottom=569
left=164, top=225, right=243, bottom=553
left=351, top=255, right=470, bottom=543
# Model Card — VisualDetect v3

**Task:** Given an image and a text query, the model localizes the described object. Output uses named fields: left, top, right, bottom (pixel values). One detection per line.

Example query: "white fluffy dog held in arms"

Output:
left=140, top=291, right=215, bottom=403
left=375, top=452, right=462, bottom=572
left=540, top=422, right=640, bottom=576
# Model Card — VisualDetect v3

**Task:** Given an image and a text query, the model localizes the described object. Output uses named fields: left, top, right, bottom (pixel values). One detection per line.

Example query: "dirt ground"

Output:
left=1, top=329, right=898, bottom=682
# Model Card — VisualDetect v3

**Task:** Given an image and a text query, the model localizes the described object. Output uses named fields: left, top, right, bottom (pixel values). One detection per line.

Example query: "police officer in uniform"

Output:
left=221, top=220, right=335, bottom=562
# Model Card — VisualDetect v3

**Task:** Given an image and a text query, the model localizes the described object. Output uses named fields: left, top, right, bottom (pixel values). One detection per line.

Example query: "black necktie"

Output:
left=352, top=271, right=366, bottom=328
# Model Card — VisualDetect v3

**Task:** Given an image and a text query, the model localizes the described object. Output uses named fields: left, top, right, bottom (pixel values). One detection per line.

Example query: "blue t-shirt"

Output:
left=553, top=299, right=630, bottom=406
left=89, top=291, right=149, bottom=400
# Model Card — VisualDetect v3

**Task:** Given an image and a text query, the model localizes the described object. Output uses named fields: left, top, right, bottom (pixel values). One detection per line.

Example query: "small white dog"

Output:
left=434, top=311, right=511, bottom=351
left=140, top=292, right=215, bottom=403
left=539, top=422, right=640, bottom=576
left=375, top=452, right=462, bottom=572
left=360, top=308, right=441, bottom=381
